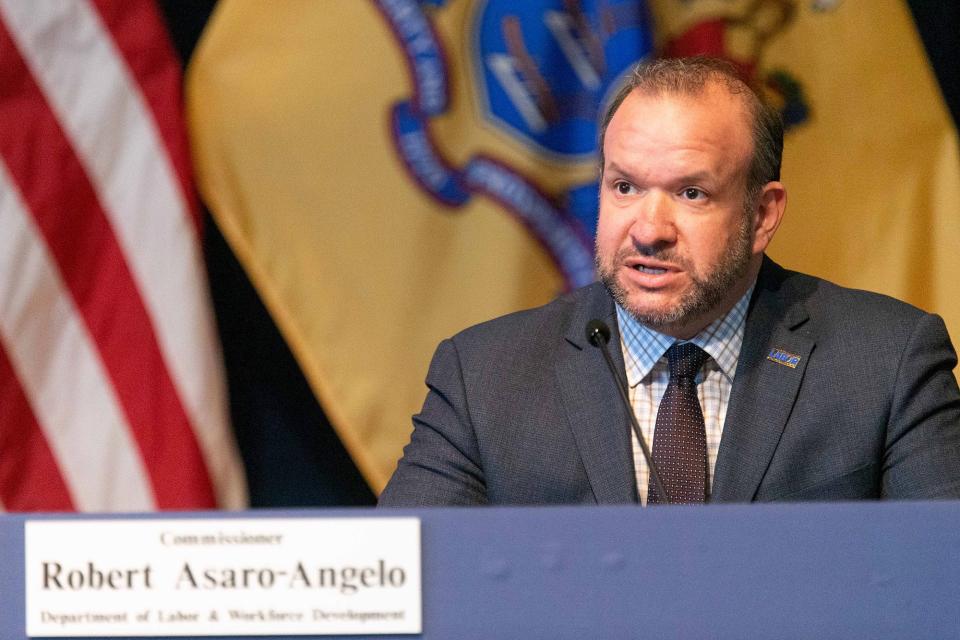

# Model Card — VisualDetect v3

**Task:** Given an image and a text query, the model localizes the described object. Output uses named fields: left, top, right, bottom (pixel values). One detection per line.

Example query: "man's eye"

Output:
left=614, top=181, right=635, bottom=195
left=681, top=187, right=706, bottom=200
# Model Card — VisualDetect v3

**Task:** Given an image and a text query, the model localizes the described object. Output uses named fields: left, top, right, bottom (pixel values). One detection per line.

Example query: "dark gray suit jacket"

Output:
left=379, top=258, right=960, bottom=506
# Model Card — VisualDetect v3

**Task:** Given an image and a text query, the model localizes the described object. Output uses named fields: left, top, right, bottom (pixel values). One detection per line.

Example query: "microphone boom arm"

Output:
left=586, top=319, right=671, bottom=505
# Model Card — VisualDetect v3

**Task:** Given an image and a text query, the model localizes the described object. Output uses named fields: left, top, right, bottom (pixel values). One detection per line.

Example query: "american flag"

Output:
left=0, top=0, right=246, bottom=510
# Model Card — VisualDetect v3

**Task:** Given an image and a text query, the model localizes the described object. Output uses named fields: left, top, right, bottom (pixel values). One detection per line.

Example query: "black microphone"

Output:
left=585, top=319, right=671, bottom=505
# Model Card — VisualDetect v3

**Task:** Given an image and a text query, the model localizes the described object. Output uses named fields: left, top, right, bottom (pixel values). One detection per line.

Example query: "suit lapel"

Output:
left=553, top=285, right=638, bottom=504
left=711, top=259, right=814, bottom=502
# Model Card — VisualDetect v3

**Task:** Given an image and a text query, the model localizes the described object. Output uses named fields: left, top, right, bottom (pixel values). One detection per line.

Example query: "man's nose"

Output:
left=628, top=191, right=677, bottom=251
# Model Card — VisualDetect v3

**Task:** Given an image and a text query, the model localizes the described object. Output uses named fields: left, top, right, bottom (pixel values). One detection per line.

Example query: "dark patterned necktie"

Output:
left=648, top=343, right=709, bottom=504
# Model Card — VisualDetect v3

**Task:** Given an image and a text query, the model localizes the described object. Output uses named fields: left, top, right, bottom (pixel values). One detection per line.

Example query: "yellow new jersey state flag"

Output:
left=649, top=0, right=960, bottom=343
left=188, top=0, right=651, bottom=490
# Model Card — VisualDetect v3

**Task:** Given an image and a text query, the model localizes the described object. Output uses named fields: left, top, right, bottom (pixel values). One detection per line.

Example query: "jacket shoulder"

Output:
left=449, top=282, right=610, bottom=354
left=763, top=260, right=932, bottom=329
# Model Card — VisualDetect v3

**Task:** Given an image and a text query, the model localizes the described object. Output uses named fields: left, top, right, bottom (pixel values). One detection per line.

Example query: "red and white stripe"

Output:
left=0, top=0, right=247, bottom=511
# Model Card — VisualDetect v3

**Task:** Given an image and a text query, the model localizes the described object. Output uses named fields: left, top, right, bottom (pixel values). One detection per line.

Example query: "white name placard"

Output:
left=25, top=517, right=421, bottom=637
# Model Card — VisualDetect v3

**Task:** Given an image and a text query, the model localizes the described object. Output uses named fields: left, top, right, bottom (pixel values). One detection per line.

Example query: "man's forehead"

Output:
left=602, top=83, right=755, bottom=187
left=605, top=82, right=755, bottom=156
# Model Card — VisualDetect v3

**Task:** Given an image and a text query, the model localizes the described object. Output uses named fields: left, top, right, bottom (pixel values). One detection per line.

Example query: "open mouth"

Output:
left=633, top=264, right=668, bottom=275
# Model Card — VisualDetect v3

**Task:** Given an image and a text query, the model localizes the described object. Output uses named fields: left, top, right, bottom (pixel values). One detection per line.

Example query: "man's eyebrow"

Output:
left=673, top=171, right=713, bottom=184
left=603, top=162, right=633, bottom=178
left=603, top=164, right=716, bottom=186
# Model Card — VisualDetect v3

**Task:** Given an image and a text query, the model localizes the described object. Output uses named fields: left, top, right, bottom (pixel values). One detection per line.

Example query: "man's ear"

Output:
left=752, top=181, right=787, bottom=255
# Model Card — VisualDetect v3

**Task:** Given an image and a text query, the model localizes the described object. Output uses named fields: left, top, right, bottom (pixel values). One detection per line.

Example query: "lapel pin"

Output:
left=767, top=348, right=801, bottom=369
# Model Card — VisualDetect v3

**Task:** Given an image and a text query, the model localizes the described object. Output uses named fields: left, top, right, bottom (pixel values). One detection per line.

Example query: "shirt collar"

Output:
left=617, top=282, right=755, bottom=387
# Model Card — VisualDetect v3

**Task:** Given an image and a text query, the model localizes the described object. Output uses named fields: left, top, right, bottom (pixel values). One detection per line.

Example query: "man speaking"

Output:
left=379, top=57, right=960, bottom=506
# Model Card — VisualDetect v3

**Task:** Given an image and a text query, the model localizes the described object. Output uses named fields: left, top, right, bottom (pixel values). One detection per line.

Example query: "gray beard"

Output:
left=596, top=215, right=753, bottom=332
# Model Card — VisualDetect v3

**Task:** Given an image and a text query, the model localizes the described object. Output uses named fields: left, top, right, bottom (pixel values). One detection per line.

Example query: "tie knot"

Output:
left=666, top=342, right=708, bottom=381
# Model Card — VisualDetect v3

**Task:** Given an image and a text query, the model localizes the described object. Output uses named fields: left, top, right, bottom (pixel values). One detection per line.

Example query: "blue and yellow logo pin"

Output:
left=767, top=348, right=801, bottom=369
